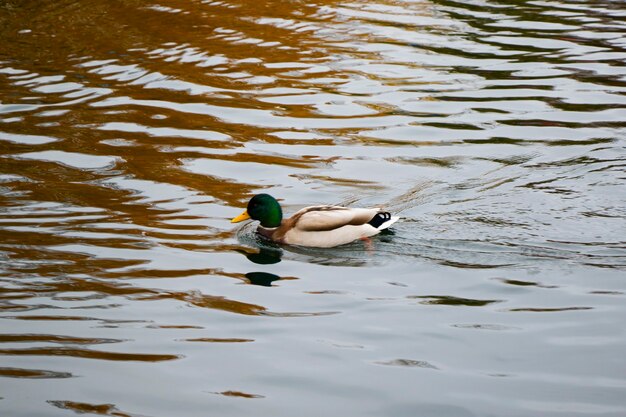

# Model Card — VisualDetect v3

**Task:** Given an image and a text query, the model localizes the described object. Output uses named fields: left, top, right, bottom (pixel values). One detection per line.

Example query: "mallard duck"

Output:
left=231, top=194, right=399, bottom=248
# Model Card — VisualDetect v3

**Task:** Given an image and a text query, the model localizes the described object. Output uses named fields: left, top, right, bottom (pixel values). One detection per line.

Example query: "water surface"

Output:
left=1, top=0, right=626, bottom=416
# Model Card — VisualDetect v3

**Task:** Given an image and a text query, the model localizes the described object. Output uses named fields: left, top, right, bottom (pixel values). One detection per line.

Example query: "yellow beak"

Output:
left=231, top=210, right=251, bottom=223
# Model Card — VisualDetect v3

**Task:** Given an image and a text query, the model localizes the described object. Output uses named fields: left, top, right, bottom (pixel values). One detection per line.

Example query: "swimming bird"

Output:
left=231, top=194, right=399, bottom=248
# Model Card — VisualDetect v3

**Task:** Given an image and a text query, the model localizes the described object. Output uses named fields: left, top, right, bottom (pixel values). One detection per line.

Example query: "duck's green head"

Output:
left=231, top=194, right=283, bottom=228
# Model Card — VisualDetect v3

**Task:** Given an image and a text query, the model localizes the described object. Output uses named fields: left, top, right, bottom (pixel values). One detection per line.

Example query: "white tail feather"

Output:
left=377, top=216, right=399, bottom=231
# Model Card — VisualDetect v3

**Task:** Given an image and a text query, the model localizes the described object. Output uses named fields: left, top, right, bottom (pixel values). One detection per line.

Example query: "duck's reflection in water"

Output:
left=243, top=247, right=282, bottom=265
left=245, top=272, right=282, bottom=287
left=236, top=245, right=285, bottom=286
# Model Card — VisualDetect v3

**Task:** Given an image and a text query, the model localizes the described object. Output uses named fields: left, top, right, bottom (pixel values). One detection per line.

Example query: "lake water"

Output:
left=1, top=1, right=625, bottom=416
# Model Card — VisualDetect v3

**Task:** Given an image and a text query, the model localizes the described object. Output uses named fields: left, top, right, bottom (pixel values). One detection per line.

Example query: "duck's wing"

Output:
left=290, top=206, right=381, bottom=232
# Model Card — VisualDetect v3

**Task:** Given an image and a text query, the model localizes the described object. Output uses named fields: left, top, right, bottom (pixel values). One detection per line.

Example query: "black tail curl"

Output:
left=368, top=212, right=392, bottom=228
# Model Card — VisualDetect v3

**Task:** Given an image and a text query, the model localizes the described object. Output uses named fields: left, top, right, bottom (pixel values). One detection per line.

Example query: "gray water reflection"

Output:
left=1, top=0, right=626, bottom=416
